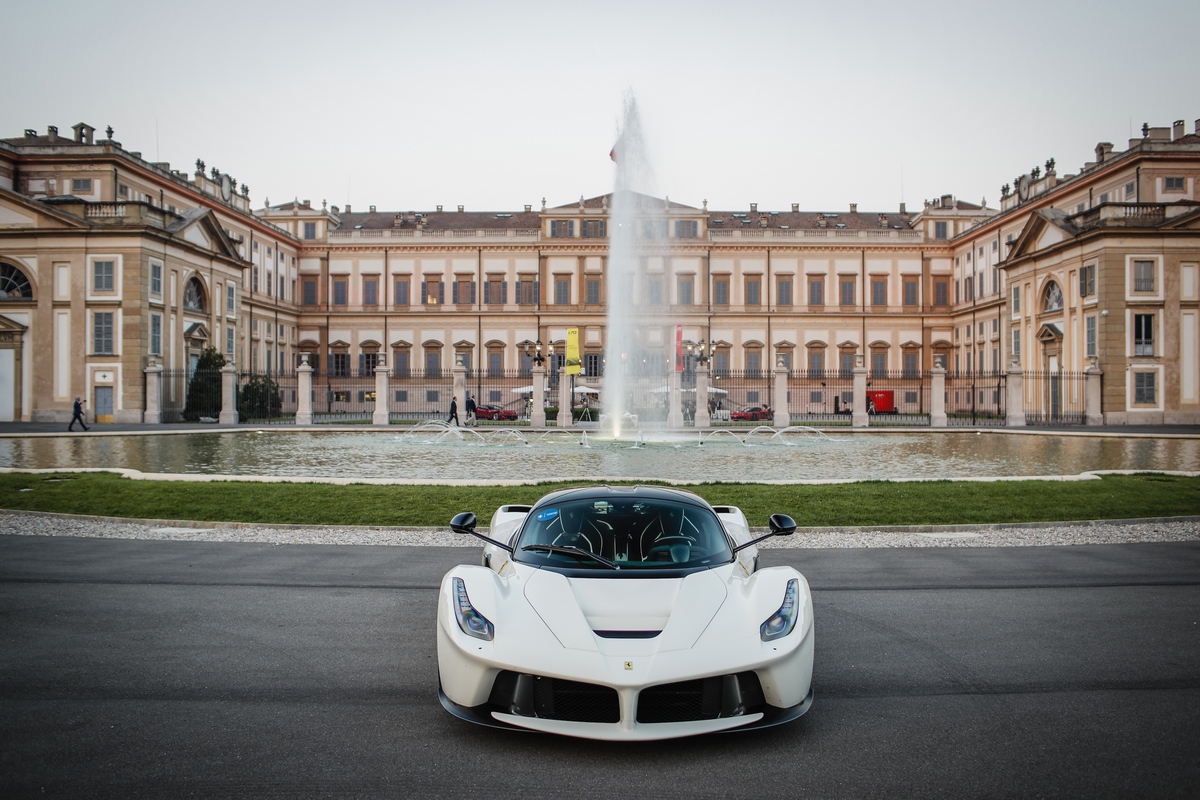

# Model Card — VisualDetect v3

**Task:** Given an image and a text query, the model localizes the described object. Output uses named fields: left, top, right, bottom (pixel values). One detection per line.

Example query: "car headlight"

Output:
left=452, top=577, right=494, bottom=641
left=760, top=578, right=800, bottom=642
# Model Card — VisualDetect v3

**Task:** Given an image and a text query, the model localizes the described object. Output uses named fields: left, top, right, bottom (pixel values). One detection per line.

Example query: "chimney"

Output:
left=849, top=203, right=857, bottom=214
left=941, top=194, right=953, bottom=208
left=436, top=205, right=443, bottom=212
left=750, top=203, right=757, bottom=213
left=369, top=205, right=376, bottom=213
left=1095, top=142, right=1114, bottom=163
left=1147, top=127, right=1170, bottom=143
left=457, top=205, right=464, bottom=213
left=1173, top=120, right=1186, bottom=140
left=24, top=129, right=36, bottom=139
left=331, top=205, right=339, bottom=214
left=524, top=205, right=532, bottom=213
left=47, top=126, right=58, bottom=142
left=345, top=204, right=351, bottom=213
left=302, top=199, right=311, bottom=208
left=791, top=203, right=799, bottom=212
left=1195, top=119, right=1200, bottom=134
left=899, top=202, right=907, bottom=214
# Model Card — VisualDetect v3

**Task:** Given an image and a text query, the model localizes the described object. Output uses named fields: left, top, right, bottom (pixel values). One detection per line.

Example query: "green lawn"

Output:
left=1, top=472, right=1197, bottom=528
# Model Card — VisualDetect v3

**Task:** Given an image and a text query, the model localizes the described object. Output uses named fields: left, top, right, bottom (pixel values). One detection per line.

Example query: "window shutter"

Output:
left=532, top=280, right=539, bottom=305
left=502, top=280, right=508, bottom=303
left=421, top=280, right=427, bottom=304
left=359, top=354, right=366, bottom=376
left=483, top=281, right=490, bottom=305
left=470, top=281, right=476, bottom=304
left=551, top=220, right=558, bottom=237
left=568, top=221, right=575, bottom=237
left=438, top=281, right=445, bottom=305
left=452, top=281, right=459, bottom=304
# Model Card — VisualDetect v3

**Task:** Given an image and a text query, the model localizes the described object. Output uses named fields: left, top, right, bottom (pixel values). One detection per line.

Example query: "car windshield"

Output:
left=514, top=497, right=734, bottom=572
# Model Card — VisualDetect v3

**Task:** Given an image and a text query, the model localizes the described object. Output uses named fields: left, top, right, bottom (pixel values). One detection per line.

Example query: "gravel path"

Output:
left=1, top=510, right=1197, bottom=549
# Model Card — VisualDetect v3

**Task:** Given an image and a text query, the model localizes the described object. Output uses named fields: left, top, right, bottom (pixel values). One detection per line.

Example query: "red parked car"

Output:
left=475, top=404, right=517, bottom=421
left=730, top=405, right=773, bottom=421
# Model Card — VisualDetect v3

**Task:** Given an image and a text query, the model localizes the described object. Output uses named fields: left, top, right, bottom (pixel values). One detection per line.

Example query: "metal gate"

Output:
left=945, top=372, right=1006, bottom=427
left=1025, top=370, right=1085, bottom=425
left=238, top=371, right=297, bottom=425
left=866, top=370, right=930, bottom=427
left=787, top=370, right=854, bottom=426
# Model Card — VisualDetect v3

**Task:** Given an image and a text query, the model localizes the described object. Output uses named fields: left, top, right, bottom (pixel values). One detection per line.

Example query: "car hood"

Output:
left=521, top=567, right=729, bottom=653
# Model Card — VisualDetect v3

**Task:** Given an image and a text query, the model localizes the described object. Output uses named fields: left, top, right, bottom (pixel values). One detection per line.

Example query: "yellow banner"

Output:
left=565, top=327, right=582, bottom=374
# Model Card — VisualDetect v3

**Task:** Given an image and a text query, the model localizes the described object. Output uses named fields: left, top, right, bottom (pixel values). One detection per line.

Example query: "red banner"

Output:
left=675, top=325, right=684, bottom=372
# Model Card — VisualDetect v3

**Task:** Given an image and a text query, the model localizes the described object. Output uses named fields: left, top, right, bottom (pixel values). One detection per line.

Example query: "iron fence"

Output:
left=238, top=372, right=298, bottom=424
left=464, top=368, right=537, bottom=425
left=707, top=369, right=773, bottom=425
left=388, top=370, right=454, bottom=424
left=787, top=371, right=854, bottom=426
left=1025, top=370, right=1086, bottom=425
left=865, top=370, right=930, bottom=427
left=945, top=372, right=1007, bottom=427
left=311, top=376, right=378, bottom=423
left=158, top=368, right=222, bottom=423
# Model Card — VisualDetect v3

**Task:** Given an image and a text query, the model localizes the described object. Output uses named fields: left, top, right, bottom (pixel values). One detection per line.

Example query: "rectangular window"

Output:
left=226, top=284, right=235, bottom=312
left=555, top=278, right=570, bottom=305
left=871, top=352, right=886, bottom=377
left=746, top=352, right=761, bottom=377
left=487, top=352, right=503, bottom=377
left=150, top=314, right=161, bottom=355
left=266, top=271, right=272, bottom=297
left=359, top=352, right=380, bottom=377
left=840, top=279, right=855, bottom=306
left=303, top=281, right=317, bottom=305
left=903, top=279, right=917, bottom=307
left=150, top=262, right=162, bottom=296
left=1133, top=260, right=1155, bottom=292
left=935, top=280, right=948, bottom=307
left=516, top=279, right=538, bottom=305
left=1134, top=371, right=1156, bottom=404
left=955, top=281, right=961, bottom=304
left=965, top=276, right=974, bottom=302
left=423, top=280, right=445, bottom=305
left=934, top=221, right=948, bottom=239
left=94, top=260, right=114, bottom=292
left=1125, top=181, right=1136, bottom=199
left=745, top=279, right=761, bottom=306
left=809, top=279, right=823, bottom=307
left=304, top=221, right=316, bottom=239
left=587, top=279, right=601, bottom=305
left=642, top=219, right=668, bottom=238
left=777, top=279, right=792, bottom=307
left=585, top=353, right=602, bottom=377
left=118, top=184, right=128, bottom=198
left=425, top=351, right=441, bottom=377
left=1012, top=329, right=1021, bottom=357
left=871, top=279, right=887, bottom=307
left=1164, top=177, right=1185, bottom=192
left=1086, top=315, right=1096, bottom=357
left=714, top=279, right=729, bottom=305
left=550, top=220, right=575, bottom=238
left=451, top=279, right=475, bottom=305
left=1099, top=193, right=1109, bottom=204
left=581, top=220, right=606, bottom=238
left=903, top=352, right=918, bottom=377
left=674, top=220, right=698, bottom=239
left=72, top=178, right=92, bottom=193
left=226, top=326, right=234, bottom=355
left=1134, top=314, right=1154, bottom=355
left=840, top=352, right=855, bottom=377
left=808, top=351, right=823, bottom=377
left=93, top=312, right=114, bottom=354
left=363, top=279, right=378, bottom=306
left=647, top=279, right=663, bottom=305
left=713, top=351, right=730, bottom=376
left=252, top=268, right=259, bottom=293
left=394, top=279, right=409, bottom=306
left=1080, top=264, right=1095, bottom=298
left=393, top=352, right=409, bottom=377
left=1012, top=286, right=1021, bottom=312
left=333, top=280, right=347, bottom=305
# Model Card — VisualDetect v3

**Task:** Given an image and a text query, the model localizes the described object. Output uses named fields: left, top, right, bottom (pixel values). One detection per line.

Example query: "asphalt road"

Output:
left=1, top=535, right=1198, bottom=799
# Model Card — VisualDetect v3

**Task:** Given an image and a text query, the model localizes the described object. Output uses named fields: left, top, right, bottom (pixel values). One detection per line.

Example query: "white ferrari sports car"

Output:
left=436, top=485, right=814, bottom=741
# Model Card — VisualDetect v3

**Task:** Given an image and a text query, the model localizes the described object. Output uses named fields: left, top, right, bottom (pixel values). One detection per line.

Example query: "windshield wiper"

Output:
left=521, top=543, right=620, bottom=570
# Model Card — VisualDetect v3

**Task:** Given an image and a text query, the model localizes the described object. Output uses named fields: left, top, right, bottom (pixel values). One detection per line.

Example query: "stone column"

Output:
left=531, top=366, right=547, bottom=427
left=1006, top=365, right=1026, bottom=427
left=667, top=369, right=684, bottom=428
left=373, top=356, right=391, bottom=426
left=1085, top=365, right=1104, bottom=425
left=852, top=366, right=869, bottom=428
left=773, top=362, right=789, bottom=428
left=930, top=366, right=947, bottom=428
left=694, top=364, right=711, bottom=428
left=295, top=354, right=313, bottom=425
left=219, top=363, right=239, bottom=425
left=556, top=368, right=571, bottom=428
left=452, top=361, right=467, bottom=424
left=143, top=360, right=162, bottom=424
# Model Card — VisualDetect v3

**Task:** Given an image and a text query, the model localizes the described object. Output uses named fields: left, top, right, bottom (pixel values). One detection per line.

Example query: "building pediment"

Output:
left=0, top=188, right=89, bottom=230
left=166, top=208, right=243, bottom=261
left=1036, top=322, right=1064, bottom=341
left=183, top=321, right=210, bottom=340
left=1007, top=209, right=1078, bottom=261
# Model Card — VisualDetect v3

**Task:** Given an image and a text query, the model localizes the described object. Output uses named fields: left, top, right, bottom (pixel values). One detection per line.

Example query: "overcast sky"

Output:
left=4, top=0, right=1197, bottom=215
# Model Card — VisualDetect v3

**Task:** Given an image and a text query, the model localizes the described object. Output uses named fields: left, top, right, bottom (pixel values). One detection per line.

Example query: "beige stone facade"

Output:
left=0, top=117, right=1197, bottom=424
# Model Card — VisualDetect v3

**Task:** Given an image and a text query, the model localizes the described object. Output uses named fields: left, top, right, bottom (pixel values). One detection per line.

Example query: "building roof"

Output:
left=707, top=210, right=913, bottom=230
left=550, top=192, right=698, bottom=211
left=333, top=209, right=542, bottom=232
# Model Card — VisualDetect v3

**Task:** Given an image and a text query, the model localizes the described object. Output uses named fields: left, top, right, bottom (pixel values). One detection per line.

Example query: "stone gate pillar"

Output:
left=773, top=360, right=789, bottom=428
left=667, top=368, right=683, bottom=428
left=452, top=361, right=467, bottom=423
left=694, top=364, right=711, bottom=428
left=219, top=363, right=239, bottom=425
left=296, top=355, right=313, bottom=425
left=373, top=356, right=391, bottom=426
left=930, top=366, right=947, bottom=428
left=557, top=368, right=571, bottom=428
left=852, top=365, right=869, bottom=428
left=531, top=366, right=547, bottom=428
left=1085, top=365, right=1104, bottom=425
left=143, top=360, right=163, bottom=424
left=1006, top=364, right=1026, bottom=427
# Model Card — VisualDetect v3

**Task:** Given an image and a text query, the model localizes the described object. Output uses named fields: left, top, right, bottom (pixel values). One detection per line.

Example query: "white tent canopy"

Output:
left=573, top=385, right=601, bottom=394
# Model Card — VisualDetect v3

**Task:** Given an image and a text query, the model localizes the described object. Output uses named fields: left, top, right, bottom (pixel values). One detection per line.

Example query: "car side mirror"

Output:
left=769, top=514, right=797, bottom=536
left=450, top=512, right=477, bottom=534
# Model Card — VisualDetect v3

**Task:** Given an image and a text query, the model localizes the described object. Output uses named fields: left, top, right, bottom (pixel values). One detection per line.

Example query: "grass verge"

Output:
left=1, top=472, right=1198, bottom=528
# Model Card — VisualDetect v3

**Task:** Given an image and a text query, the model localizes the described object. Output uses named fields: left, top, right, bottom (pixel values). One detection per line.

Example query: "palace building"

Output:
left=0, top=116, right=1197, bottom=425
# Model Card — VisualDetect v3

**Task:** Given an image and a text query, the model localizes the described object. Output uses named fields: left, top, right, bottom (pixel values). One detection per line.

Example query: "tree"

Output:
left=183, top=346, right=226, bottom=421
left=239, top=374, right=283, bottom=419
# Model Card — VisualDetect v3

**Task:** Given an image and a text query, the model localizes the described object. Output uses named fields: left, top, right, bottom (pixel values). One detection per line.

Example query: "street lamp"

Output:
left=528, top=339, right=545, bottom=367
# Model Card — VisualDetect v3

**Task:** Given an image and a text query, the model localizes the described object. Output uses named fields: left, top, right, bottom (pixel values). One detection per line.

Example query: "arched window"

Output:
left=0, top=263, right=32, bottom=300
left=1043, top=281, right=1063, bottom=312
left=183, top=277, right=205, bottom=311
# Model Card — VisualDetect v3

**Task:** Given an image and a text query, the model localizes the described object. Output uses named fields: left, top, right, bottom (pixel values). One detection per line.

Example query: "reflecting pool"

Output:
left=1, top=429, right=1197, bottom=482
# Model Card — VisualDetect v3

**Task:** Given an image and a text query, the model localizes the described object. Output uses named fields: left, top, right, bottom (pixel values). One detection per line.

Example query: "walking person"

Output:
left=465, top=394, right=477, bottom=426
left=68, top=396, right=89, bottom=431
left=448, top=395, right=460, bottom=427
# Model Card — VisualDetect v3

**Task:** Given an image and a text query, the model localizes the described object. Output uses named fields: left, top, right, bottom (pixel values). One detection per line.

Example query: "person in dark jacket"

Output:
left=465, top=395, right=477, bottom=426
left=448, top=396, right=460, bottom=426
left=68, top=396, right=89, bottom=431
